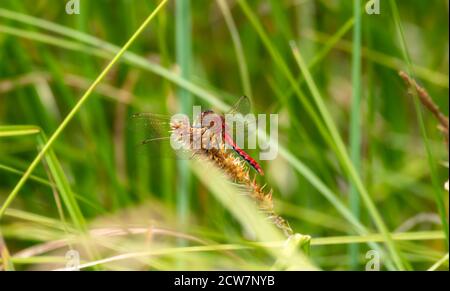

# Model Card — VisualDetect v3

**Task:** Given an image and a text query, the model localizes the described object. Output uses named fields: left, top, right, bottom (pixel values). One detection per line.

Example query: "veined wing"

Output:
left=128, top=112, right=192, bottom=159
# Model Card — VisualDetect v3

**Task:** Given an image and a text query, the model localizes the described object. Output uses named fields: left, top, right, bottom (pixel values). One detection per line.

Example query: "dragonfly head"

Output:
left=200, top=110, right=221, bottom=128
left=201, top=109, right=215, bottom=118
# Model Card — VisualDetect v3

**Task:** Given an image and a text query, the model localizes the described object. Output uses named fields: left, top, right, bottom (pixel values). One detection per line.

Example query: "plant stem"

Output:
left=175, top=0, right=193, bottom=248
left=349, top=0, right=362, bottom=270
left=389, top=0, right=449, bottom=250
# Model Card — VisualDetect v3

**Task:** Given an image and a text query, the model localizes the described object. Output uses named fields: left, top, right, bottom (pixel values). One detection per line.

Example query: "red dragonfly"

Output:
left=131, top=96, right=264, bottom=175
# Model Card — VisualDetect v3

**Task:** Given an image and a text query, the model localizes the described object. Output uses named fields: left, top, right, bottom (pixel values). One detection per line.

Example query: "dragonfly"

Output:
left=131, top=96, right=264, bottom=175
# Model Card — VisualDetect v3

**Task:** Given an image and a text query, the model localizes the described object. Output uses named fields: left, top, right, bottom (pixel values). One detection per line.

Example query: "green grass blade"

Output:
left=216, top=0, right=252, bottom=98
left=388, top=0, right=449, bottom=250
left=0, top=163, right=52, bottom=186
left=0, top=232, right=15, bottom=270
left=290, top=42, right=406, bottom=270
left=0, top=125, right=40, bottom=137
left=275, top=147, right=396, bottom=270
left=36, top=133, right=86, bottom=232
left=348, top=0, right=363, bottom=269
left=284, top=17, right=356, bottom=101
left=0, top=0, right=169, bottom=220
left=428, top=253, right=449, bottom=271
left=301, top=28, right=449, bottom=88
left=237, top=0, right=335, bottom=151
left=0, top=126, right=93, bottom=260
left=4, top=208, right=73, bottom=231
left=312, top=231, right=446, bottom=246
left=0, top=163, right=105, bottom=213
left=175, top=0, right=193, bottom=250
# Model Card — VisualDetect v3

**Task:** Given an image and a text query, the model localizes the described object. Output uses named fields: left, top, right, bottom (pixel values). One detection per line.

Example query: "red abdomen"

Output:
left=224, top=133, right=264, bottom=176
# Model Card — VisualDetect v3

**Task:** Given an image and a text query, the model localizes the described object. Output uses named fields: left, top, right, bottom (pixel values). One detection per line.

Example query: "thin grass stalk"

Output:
left=301, top=28, right=449, bottom=89
left=399, top=72, right=449, bottom=148
left=76, top=1, right=130, bottom=209
left=0, top=126, right=97, bottom=261
left=2, top=7, right=446, bottom=89
left=175, top=0, right=193, bottom=250
left=349, top=0, right=363, bottom=270
left=0, top=231, right=15, bottom=270
left=296, top=0, right=316, bottom=59
left=0, top=164, right=104, bottom=213
left=290, top=42, right=406, bottom=270
left=283, top=17, right=355, bottom=102
left=0, top=164, right=52, bottom=186
left=389, top=0, right=449, bottom=249
left=156, top=6, right=175, bottom=206
left=4, top=208, right=74, bottom=231
left=364, top=12, right=376, bottom=240
left=237, top=0, right=337, bottom=154
left=216, top=0, right=252, bottom=99
left=0, top=230, right=443, bottom=269
left=428, top=253, right=449, bottom=271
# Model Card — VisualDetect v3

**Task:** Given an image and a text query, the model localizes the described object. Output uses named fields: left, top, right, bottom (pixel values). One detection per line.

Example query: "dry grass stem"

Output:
left=399, top=71, right=449, bottom=149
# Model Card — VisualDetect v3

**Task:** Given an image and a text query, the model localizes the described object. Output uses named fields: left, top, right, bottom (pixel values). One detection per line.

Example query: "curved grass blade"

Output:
left=428, top=253, right=449, bottom=271
left=290, top=42, right=406, bottom=270
left=349, top=0, right=363, bottom=269
left=0, top=0, right=169, bottom=219
left=216, top=0, right=253, bottom=99
left=388, top=0, right=449, bottom=250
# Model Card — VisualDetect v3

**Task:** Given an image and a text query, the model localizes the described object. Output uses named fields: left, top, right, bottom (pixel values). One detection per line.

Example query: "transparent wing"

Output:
left=227, top=95, right=251, bottom=115
left=224, top=96, right=257, bottom=139
left=128, top=113, right=192, bottom=160
left=130, top=113, right=172, bottom=141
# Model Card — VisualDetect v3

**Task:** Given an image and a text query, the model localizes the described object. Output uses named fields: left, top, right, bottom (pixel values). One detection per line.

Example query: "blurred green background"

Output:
left=0, top=0, right=448, bottom=270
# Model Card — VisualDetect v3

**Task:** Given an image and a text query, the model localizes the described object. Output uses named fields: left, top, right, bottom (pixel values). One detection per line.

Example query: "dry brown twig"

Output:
left=399, top=71, right=449, bottom=192
left=399, top=71, right=449, bottom=149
